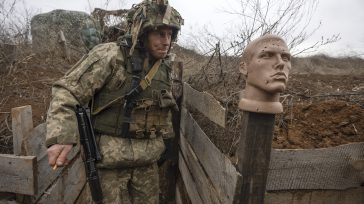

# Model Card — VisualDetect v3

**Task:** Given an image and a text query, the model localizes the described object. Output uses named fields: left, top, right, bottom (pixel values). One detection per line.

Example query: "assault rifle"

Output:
left=76, top=105, right=103, bottom=204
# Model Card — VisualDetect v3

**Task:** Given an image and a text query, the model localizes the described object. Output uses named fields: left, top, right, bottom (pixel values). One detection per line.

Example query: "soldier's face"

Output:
left=146, top=26, right=173, bottom=59
left=245, top=39, right=291, bottom=94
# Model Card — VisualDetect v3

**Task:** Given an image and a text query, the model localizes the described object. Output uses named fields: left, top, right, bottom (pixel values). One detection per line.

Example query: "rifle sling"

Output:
left=92, top=59, right=162, bottom=115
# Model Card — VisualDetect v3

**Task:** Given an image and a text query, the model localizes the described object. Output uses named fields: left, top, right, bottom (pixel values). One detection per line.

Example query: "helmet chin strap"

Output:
left=167, top=42, right=173, bottom=54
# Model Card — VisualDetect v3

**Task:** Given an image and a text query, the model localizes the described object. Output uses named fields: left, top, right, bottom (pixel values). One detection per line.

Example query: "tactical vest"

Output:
left=91, top=47, right=176, bottom=139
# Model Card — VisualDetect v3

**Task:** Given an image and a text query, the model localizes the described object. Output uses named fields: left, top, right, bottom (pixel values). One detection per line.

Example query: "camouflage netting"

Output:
left=31, top=9, right=101, bottom=61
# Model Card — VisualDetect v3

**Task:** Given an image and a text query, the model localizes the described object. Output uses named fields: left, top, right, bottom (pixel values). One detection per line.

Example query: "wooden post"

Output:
left=58, top=30, right=71, bottom=62
left=235, top=111, right=275, bottom=204
left=12, top=105, right=33, bottom=156
left=11, top=105, right=35, bottom=203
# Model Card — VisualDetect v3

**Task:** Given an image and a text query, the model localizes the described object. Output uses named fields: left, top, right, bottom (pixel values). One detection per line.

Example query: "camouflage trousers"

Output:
left=80, top=163, right=159, bottom=204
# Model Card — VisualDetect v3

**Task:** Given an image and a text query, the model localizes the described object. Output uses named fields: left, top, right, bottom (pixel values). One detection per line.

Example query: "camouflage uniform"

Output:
left=46, top=1, right=183, bottom=203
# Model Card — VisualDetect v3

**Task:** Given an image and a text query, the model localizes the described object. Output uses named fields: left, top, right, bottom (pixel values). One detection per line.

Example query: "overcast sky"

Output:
left=23, top=0, right=364, bottom=57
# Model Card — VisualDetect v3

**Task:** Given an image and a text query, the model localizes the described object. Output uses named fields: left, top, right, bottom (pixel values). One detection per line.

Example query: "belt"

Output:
left=95, top=128, right=161, bottom=139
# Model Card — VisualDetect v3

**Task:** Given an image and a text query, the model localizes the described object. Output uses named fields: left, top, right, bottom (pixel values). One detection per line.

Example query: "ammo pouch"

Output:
left=158, top=89, right=179, bottom=111
left=96, top=134, right=165, bottom=168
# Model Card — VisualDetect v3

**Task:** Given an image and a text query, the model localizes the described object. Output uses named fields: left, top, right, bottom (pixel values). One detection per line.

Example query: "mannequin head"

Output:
left=240, top=34, right=291, bottom=102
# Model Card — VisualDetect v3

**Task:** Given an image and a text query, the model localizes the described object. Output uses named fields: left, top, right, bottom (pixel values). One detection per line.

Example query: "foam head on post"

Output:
left=239, top=34, right=291, bottom=114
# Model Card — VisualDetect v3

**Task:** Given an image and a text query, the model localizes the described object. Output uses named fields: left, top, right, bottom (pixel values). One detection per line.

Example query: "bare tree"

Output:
left=183, top=0, right=339, bottom=57
left=244, top=0, right=339, bottom=55
left=0, top=0, right=38, bottom=75
left=184, top=0, right=341, bottom=96
left=0, top=0, right=34, bottom=44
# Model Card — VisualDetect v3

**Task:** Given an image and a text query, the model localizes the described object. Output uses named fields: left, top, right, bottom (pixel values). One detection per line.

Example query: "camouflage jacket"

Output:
left=46, top=42, right=173, bottom=167
left=46, top=43, right=122, bottom=146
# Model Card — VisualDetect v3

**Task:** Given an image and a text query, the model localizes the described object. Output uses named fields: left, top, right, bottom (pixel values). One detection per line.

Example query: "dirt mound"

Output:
left=274, top=100, right=364, bottom=149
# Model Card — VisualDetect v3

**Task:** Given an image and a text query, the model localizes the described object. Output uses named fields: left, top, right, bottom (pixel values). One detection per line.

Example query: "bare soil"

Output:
left=0, top=54, right=71, bottom=154
left=273, top=74, right=364, bottom=149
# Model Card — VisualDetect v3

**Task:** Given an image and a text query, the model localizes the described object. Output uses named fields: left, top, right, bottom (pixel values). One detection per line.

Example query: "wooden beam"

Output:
left=183, top=83, right=226, bottom=128
left=27, top=123, right=47, bottom=159
left=178, top=151, right=204, bottom=204
left=175, top=182, right=183, bottom=204
left=34, top=143, right=81, bottom=202
left=175, top=173, right=192, bottom=204
left=235, top=111, right=275, bottom=204
left=180, top=107, right=241, bottom=204
left=20, top=122, right=82, bottom=202
left=11, top=105, right=33, bottom=156
left=180, top=133, right=222, bottom=204
left=0, top=154, right=37, bottom=195
left=36, top=153, right=86, bottom=204
left=58, top=30, right=71, bottom=62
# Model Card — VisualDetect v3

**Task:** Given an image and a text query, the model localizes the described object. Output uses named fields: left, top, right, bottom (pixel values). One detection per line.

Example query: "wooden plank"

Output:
left=31, top=123, right=57, bottom=198
left=179, top=151, right=204, bottom=204
left=0, top=154, right=37, bottom=195
left=11, top=105, right=33, bottom=156
left=176, top=181, right=183, bottom=204
left=74, top=184, right=89, bottom=204
left=265, top=192, right=293, bottom=204
left=175, top=173, right=192, bottom=204
left=180, top=107, right=241, bottom=204
left=37, top=153, right=86, bottom=204
left=235, top=111, right=276, bottom=204
left=34, top=144, right=80, bottom=201
left=27, top=123, right=47, bottom=159
left=267, top=142, right=364, bottom=190
left=183, top=83, right=226, bottom=128
left=310, top=191, right=339, bottom=204
left=21, top=122, right=81, bottom=201
left=337, top=187, right=364, bottom=204
left=291, top=191, right=312, bottom=204
left=180, top=133, right=222, bottom=204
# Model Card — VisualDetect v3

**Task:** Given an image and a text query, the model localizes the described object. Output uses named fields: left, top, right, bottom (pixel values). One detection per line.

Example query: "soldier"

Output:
left=46, top=0, right=183, bottom=203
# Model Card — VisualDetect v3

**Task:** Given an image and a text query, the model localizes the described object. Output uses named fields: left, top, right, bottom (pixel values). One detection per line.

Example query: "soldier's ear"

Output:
left=239, top=61, right=247, bottom=75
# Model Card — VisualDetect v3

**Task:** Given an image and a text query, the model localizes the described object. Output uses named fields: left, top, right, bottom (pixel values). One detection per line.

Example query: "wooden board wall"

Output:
left=183, top=83, right=226, bottom=128
left=0, top=105, right=86, bottom=203
left=0, top=154, right=36, bottom=195
left=180, top=107, right=241, bottom=204
left=179, top=84, right=364, bottom=203
left=37, top=153, right=86, bottom=204
left=29, top=124, right=83, bottom=202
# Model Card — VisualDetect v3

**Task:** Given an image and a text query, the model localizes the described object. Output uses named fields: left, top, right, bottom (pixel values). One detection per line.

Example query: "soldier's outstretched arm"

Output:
left=45, top=43, right=125, bottom=168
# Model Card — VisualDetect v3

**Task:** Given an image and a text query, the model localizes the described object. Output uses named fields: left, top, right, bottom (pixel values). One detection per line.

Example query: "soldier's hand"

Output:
left=47, top=144, right=73, bottom=169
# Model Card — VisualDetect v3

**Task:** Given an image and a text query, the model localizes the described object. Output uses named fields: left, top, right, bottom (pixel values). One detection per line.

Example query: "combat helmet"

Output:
left=125, top=0, right=184, bottom=55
